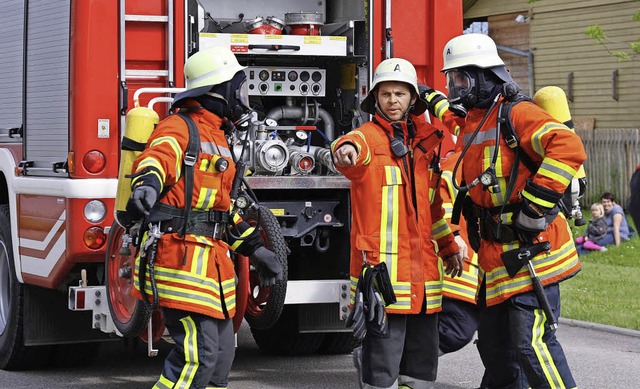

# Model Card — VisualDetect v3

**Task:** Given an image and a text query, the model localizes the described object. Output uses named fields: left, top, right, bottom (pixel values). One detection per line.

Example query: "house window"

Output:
left=464, top=20, right=488, bottom=34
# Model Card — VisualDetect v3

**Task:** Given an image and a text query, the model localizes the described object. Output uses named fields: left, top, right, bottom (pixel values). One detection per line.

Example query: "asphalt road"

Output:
left=0, top=319, right=639, bottom=388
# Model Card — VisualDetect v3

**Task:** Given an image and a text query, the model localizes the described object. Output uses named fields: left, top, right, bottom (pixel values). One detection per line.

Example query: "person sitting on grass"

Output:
left=575, top=203, right=608, bottom=254
left=601, top=192, right=631, bottom=247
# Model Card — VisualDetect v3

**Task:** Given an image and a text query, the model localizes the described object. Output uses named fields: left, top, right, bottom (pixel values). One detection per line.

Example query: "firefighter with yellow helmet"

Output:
left=124, top=46, right=283, bottom=389
left=331, top=57, right=463, bottom=389
left=421, top=33, right=585, bottom=389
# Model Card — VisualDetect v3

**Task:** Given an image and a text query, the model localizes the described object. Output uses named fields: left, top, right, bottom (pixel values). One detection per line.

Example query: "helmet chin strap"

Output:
left=374, top=101, right=411, bottom=123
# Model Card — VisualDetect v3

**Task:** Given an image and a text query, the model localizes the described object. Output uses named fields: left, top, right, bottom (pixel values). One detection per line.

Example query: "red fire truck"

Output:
left=0, top=0, right=462, bottom=369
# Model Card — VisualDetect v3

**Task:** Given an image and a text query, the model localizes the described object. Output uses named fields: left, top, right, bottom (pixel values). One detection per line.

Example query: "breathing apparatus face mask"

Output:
left=445, top=69, right=476, bottom=108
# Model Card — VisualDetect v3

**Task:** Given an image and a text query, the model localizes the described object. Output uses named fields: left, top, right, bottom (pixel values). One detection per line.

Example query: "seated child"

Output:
left=575, top=203, right=608, bottom=251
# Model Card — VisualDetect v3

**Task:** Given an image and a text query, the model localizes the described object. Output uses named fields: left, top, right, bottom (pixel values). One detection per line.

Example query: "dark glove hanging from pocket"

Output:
left=460, top=195, right=481, bottom=252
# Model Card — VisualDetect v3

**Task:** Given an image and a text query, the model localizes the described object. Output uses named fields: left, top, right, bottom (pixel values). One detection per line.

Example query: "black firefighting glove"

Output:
left=345, top=281, right=367, bottom=342
left=514, top=179, right=562, bottom=244
left=249, top=246, right=284, bottom=288
left=418, top=84, right=467, bottom=118
left=126, top=185, right=158, bottom=221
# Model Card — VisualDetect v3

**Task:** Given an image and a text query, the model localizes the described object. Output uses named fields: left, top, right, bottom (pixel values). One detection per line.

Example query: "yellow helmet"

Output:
left=441, top=33, right=505, bottom=72
left=173, top=46, right=246, bottom=106
left=361, top=58, right=427, bottom=115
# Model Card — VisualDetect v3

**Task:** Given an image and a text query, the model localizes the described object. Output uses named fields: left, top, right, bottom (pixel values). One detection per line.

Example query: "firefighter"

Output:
left=331, top=57, right=463, bottom=389
left=125, top=46, right=283, bottom=389
left=437, top=147, right=481, bottom=356
left=421, top=33, right=586, bottom=389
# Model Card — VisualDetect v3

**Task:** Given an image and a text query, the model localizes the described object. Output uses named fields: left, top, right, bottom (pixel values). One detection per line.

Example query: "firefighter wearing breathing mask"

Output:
left=125, top=46, right=283, bottom=389
left=331, top=57, right=463, bottom=389
left=421, top=34, right=585, bottom=389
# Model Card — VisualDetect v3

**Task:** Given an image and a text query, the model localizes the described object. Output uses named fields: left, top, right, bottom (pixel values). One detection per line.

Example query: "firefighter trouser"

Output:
left=152, top=308, right=235, bottom=389
left=362, top=312, right=438, bottom=389
left=438, top=297, right=479, bottom=354
left=477, top=283, right=576, bottom=389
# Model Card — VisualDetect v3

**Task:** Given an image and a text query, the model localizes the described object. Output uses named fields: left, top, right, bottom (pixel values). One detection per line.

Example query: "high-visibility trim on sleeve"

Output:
left=432, top=218, right=452, bottom=240
left=530, top=123, right=570, bottom=158
left=521, top=189, right=557, bottom=209
left=537, top=159, right=576, bottom=187
left=150, top=136, right=184, bottom=178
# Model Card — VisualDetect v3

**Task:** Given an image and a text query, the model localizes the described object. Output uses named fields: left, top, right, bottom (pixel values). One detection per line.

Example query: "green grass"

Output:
left=560, top=214, right=640, bottom=330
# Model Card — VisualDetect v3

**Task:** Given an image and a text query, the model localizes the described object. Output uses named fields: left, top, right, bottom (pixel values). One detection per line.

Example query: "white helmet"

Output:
left=441, top=33, right=505, bottom=72
left=361, top=58, right=427, bottom=115
left=173, top=46, right=247, bottom=106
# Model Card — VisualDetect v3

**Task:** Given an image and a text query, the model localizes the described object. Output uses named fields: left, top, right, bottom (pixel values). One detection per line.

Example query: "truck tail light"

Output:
left=83, top=150, right=106, bottom=173
left=83, top=226, right=106, bottom=250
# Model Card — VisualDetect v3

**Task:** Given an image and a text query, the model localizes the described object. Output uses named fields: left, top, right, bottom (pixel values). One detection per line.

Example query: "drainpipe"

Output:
left=496, top=45, right=534, bottom=94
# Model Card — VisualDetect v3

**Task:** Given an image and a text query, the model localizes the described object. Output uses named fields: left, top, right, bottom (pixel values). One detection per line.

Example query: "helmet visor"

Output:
left=236, top=79, right=250, bottom=110
left=445, top=69, right=475, bottom=104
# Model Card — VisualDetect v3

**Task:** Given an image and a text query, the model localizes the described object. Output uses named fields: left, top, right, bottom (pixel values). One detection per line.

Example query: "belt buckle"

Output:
left=212, top=222, right=223, bottom=239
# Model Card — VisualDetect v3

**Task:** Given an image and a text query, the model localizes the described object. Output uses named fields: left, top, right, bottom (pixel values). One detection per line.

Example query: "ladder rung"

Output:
left=125, top=69, right=169, bottom=78
left=125, top=15, right=169, bottom=22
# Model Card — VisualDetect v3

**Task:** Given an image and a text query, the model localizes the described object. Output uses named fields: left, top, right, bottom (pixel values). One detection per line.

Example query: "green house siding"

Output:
left=465, top=0, right=640, bottom=129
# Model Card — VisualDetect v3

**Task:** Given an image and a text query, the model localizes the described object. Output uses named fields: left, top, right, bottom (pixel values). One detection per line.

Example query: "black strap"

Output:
left=498, top=96, right=538, bottom=174
left=177, top=113, right=201, bottom=238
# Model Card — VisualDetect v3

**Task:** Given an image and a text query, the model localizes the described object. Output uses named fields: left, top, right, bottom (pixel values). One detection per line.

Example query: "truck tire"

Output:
left=0, top=204, right=51, bottom=370
left=105, top=222, right=151, bottom=337
left=318, top=332, right=361, bottom=354
left=250, top=306, right=325, bottom=355
left=243, top=205, right=288, bottom=331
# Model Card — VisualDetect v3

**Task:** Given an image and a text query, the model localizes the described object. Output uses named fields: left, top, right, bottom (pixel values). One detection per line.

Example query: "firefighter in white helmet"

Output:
left=331, top=57, right=463, bottom=389
left=125, top=46, right=283, bottom=389
left=421, top=33, right=585, bottom=389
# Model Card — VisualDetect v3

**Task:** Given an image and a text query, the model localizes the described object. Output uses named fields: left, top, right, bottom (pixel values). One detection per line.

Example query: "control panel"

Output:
left=245, top=67, right=326, bottom=97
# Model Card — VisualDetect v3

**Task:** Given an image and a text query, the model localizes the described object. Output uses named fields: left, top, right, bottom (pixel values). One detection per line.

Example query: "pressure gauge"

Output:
left=235, top=195, right=249, bottom=210
left=294, top=131, right=308, bottom=144
left=479, top=171, right=494, bottom=186
left=265, top=118, right=278, bottom=127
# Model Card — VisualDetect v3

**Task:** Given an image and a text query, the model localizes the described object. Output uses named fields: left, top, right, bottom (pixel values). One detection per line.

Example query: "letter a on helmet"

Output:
left=361, top=58, right=427, bottom=115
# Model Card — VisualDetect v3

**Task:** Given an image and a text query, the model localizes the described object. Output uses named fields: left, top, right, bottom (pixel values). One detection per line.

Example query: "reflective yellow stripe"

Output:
left=176, top=316, right=198, bottom=389
left=485, top=240, right=578, bottom=302
left=538, top=159, right=576, bottom=187
left=531, top=123, right=569, bottom=158
left=425, top=280, right=443, bottom=310
left=231, top=226, right=255, bottom=250
left=431, top=218, right=452, bottom=240
left=152, top=374, right=174, bottom=389
left=522, top=190, right=557, bottom=209
left=380, top=166, right=400, bottom=285
left=191, top=236, right=211, bottom=276
left=195, top=187, right=218, bottom=210
left=150, top=136, right=183, bottom=178
left=434, top=98, right=449, bottom=120
left=136, top=157, right=167, bottom=191
left=532, top=309, right=566, bottom=388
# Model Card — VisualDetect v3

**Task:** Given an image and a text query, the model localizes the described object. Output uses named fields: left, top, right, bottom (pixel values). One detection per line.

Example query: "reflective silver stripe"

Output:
left=463, top=127, right=497, bottom=146
left=532, top=309, right=565, bottom=387
left=176, top=317, right=198, bottom=389
left=195, top=188, right=215, bottom=210
left=375, top=71, right=416, bottom=86
left=187, top=66, right=232, bottom=88
left=539, top=160, right=575, bottom=182
left=201, top=142, right=216, bottom=154
left=201, top=142, right=232, bottom=158
left=152, top=267, right=219, bottom=291
left=431, top=221, right=449, bottom=238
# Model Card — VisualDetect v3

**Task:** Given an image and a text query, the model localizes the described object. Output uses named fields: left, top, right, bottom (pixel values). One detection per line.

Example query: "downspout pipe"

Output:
left=496, top=44, right=534, bottom=94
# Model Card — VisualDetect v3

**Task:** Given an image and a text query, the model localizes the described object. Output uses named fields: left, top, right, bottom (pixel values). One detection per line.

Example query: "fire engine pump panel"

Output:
left=188, top=0, right=367, bottom=338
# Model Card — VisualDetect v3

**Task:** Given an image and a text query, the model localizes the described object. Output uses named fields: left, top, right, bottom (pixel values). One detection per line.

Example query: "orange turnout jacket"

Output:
left=130, top=105, right=254, bottom=319
left=439, top=151, right=481, bottom=304
left=332, top=113, right=459, bottom=314
left=439, top=98, right=586, bottom=306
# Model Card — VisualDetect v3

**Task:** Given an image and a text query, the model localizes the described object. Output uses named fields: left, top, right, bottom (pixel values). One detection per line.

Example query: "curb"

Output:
left=559, top=317, right=640, bottom=338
